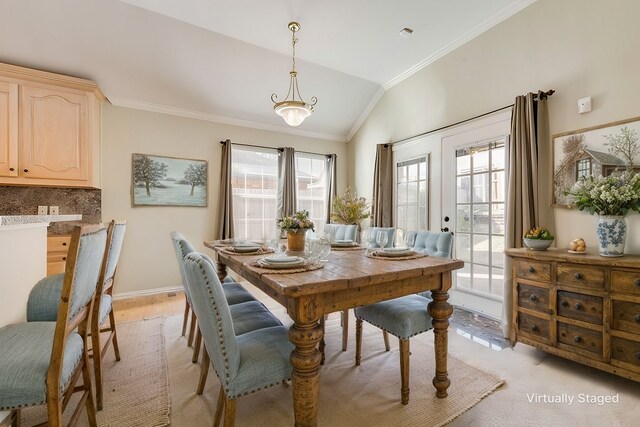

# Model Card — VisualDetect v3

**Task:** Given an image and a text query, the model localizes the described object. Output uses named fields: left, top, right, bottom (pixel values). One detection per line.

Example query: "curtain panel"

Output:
left=502, top=91, right=555, bottom=338
left=216, top=139, right=234, bottom=240
left=325, top=154, right=337, bottom=223
left=372, top=144, right=393, bottom=227
left=277, top=147, right=297, bottom=220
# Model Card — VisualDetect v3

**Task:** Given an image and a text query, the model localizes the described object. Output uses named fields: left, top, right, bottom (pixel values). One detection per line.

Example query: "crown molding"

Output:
left=382, top=0, right=538, bottom=90
left=346, top=86, right=385, bottom=142
left=108, top=97, right=348, bottom=143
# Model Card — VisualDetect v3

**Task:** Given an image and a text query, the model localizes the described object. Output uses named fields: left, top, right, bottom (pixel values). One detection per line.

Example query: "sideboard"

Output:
left=506, top=248, right=640, bottom=382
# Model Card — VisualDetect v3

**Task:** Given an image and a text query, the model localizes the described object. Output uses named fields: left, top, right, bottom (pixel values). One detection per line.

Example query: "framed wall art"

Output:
left=552, top=116, right=640, bottom=207
left=131, top=153, right=208, bottom=207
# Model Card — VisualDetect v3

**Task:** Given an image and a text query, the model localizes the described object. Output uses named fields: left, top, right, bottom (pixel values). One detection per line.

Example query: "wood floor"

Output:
left=113, top=291, right=185, bottom=323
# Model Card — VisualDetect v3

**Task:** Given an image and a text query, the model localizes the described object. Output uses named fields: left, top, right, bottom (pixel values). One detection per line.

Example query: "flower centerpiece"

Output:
left=278, top=210, right=314, bottom=251
left=566, top=171, right=640, bottom=256
left=330, top=187, right=370, bottom=240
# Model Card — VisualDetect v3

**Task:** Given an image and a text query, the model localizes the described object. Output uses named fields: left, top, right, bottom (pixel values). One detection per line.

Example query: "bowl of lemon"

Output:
left=523, top=227, right=554, bottom=250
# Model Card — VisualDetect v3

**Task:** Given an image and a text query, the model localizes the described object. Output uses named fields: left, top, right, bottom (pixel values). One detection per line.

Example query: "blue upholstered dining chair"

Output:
left=184, top=252, right=293, bottom=426
left=324, top=223, right=358, bottom=241
left=354, top=230, right=454, bottom=404
left=0, top=224, right=107, bottom=426
left=26, top=220, right=127, bottom=411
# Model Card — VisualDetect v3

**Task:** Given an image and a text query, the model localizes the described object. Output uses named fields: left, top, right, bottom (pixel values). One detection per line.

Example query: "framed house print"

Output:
left=131, top=153, right=208, bottom=207
left=552, top=117, right=640, bottom=207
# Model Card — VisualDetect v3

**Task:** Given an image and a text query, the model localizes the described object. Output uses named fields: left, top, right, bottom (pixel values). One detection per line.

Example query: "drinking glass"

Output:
left=404, top=232, right=416, bottom=250
left=376, top=231, right=388, bottom=252
left=318, top=238, right=331, bottom=261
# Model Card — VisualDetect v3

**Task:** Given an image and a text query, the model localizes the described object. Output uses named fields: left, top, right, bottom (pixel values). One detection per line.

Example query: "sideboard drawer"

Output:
left=517, top=283, right=550, bottom=314
left=611, top=270, right=640, bottom=296
left=515, top=260, right=551, bottom=282
left=612, top=301, right=640, bottom=334
left=557, top=291, right=603, bottom=325
left=611, top=336, right=640, bottom=368
left=47, top=235, right=71, bottom=252
left=517, top=312, right=549, bottom=341
left=558, top=322, right=603, bottom=355
left=557, top=264, right=605, bottom=289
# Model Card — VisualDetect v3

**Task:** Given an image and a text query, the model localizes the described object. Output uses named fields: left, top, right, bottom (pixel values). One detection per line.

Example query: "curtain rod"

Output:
left=387, top=89, right=555, bottom=147
left=220, top=140, right=336, bottom=158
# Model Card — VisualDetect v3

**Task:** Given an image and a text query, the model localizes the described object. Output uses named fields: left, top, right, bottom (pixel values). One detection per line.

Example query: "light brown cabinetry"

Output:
left=47, top=234, right=71, bottom=275
left=0, top=62, right=104, bottom=188
left=506, top=248, right=640, bottom=382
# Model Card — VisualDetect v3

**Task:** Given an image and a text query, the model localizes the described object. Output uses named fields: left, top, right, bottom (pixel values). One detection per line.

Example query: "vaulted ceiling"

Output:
left=0, top=0, right=536, bottom=141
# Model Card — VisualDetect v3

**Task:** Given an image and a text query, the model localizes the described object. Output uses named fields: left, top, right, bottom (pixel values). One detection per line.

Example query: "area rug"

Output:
left=20, top=317, right=170, bottom=427
left=167, top=307, right=504, bottom=427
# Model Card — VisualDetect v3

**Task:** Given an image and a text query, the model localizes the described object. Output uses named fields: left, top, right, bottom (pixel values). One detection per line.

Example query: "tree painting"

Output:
left=604, top=127, right=639, bottom=170
left=132, top=154, right=168, bottom=196
left=132, top=154, right=208, bottom=207
left=183, top=163, right=207, bottom=196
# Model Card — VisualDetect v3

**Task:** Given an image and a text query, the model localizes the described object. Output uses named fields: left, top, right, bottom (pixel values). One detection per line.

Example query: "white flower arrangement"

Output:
left=566, top=171, right=640, bottom=216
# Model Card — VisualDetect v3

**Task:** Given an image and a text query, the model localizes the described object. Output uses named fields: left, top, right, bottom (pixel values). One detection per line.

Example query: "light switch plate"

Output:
left=38, top=205, right=48, bottom=215
left=49, top=206, right=59, bottom=216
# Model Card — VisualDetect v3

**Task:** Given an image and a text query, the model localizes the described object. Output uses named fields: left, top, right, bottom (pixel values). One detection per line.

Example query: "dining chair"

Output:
left=0, top=224, right=107, bottom=426
left=323, top=223, right=358, bottom=241
left=354, top=230, right=453, bottom=404
left=184, top=252, right=293, bottom=427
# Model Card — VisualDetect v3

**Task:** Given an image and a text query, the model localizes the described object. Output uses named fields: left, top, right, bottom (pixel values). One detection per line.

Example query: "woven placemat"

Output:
left=218, top=246, right=275, bottom=256
left=246, top=258, right=324, bottom=274
left=208, top=239, right=235, bottom=247
left=331, top=245, right=366, bottom=251
left=365, top=250, right=427, bottom=261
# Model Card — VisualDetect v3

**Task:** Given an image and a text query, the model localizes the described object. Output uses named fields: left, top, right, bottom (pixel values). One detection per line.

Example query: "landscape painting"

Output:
left=131, top=153, right=208, bottom=207
left=552, top=117, right=640, bottom=207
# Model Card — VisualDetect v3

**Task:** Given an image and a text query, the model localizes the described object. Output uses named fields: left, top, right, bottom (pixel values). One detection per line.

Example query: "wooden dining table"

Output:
left=205, top=242, right=464, bottom=427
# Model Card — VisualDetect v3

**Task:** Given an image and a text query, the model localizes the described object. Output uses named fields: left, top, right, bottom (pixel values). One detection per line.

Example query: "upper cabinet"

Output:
left=0, top=63, right=105, bottom=188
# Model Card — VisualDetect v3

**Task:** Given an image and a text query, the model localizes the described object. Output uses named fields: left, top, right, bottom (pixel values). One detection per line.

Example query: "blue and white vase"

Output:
left=596, top=215, right=626, bottom=257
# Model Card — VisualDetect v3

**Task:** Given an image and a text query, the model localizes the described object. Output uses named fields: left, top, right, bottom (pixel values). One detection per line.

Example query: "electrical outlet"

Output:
left=38, top=205, right=48, bottom=215
left=49, top=206, right=59, bottom=216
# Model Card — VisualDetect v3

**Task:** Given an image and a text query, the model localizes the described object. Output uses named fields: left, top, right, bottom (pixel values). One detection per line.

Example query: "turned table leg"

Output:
left=428, top=288, right=453, bottom=398
left=214, top=258, right=227, bottom=282
left=289, top=319, right=323, bottom=427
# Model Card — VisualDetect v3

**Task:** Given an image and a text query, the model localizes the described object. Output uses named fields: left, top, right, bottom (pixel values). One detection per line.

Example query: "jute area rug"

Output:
left=21, top=317, right=170, bottom=427
left=168, top=308, right=504, bottom=427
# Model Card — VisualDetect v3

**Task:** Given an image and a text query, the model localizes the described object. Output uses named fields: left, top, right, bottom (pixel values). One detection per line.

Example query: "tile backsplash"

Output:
left=0, top=186, right=101, bottom=234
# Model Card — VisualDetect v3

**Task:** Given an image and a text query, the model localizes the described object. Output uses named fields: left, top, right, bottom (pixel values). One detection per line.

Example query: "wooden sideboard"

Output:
left=506, top=248, right=640, bottom=382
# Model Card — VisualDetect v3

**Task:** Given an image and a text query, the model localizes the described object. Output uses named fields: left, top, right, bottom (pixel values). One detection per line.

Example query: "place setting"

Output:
left=364, top=229, right=427, bottom=260
left=217, top=239, right=275, bottom=255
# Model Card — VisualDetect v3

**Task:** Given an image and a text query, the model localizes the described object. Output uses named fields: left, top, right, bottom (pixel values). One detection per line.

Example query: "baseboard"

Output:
left=113, top=286, right=183, bottom=301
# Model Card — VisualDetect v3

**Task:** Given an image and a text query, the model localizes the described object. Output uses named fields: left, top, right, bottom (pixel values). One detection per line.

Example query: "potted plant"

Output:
left=278, top=210, right=314, bottom=251
left=566, top=171, right=640, bottom=256
left=330, top=187, right=370, bottom=241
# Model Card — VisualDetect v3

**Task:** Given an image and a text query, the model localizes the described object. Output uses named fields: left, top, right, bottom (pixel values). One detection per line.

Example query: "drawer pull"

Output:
left=635, top=279, right=640, bottom=287
left=574, top=273, right=583, bottom=280
left=636, top=352, right=640, bottom=361
left=528, top=266, right=536, bottom=273
left=9, top=167, right=14, bottom=171
left=574, top=303, right=583, bottom=310
left=62, top=242, right=67, bottom=246
left=529, top=294, right=537, bottom=301
left=635, top=315, right=640, bottom=323
left=62, top=257, right=66, bottom=261
left=560, top=300, right=568, bottom=307
left=573, top=336, right=582, bottom=343
left=531, top=325, right=539, bottom=332
left=23, top=168, right=29, bottom=173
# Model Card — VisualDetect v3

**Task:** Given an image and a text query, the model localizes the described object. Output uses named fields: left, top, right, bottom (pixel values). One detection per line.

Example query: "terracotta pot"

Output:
left=287, top=229, right=307, bottom=251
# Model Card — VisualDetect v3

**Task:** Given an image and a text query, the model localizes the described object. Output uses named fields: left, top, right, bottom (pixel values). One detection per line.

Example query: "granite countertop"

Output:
left=0, top=214, right=82, bottom=226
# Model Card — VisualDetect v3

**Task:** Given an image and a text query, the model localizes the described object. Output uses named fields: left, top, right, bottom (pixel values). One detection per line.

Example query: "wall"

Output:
left=349, top=0, right=640, bottom=254
left=101, top=103, right=348, bottom=296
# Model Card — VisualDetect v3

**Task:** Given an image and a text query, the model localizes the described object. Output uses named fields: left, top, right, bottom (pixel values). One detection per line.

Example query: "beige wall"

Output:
left=349, top=0, right=640, bottom=253
left=102, top=104, right=348, bottom=296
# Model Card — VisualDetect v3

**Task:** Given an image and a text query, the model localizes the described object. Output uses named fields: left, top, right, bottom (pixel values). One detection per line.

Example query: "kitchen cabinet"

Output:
left=0, top=62, right=105, bottom=188
left=506, top=248, right=640, bottom=383
left=47, top=234, right=71, bottom=275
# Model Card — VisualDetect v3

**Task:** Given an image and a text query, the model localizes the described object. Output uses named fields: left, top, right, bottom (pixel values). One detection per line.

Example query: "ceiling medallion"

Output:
left=271, top=21, right=317, bottom=127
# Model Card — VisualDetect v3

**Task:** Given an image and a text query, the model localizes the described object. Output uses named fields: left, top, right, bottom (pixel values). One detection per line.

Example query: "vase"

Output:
left=596, top=215, right=626, bottom=257
left=287, top=229, right=308, bottom=252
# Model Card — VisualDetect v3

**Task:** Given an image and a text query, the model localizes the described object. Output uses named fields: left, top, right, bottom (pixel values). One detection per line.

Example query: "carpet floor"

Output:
left=20, top=316, right=170, bottom=427
left=167, top=309, right=503, bottom=426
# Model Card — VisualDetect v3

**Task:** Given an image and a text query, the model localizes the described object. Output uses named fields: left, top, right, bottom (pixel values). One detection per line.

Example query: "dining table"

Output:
left=205, top=241, right=464, bottom=427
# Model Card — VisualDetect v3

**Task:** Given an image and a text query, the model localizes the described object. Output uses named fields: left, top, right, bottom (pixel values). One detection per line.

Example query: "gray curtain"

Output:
left=216, top=139, right=234, bottom=240
left=502, top=91, right=555, bottom=338
left=372, top=144, right=393, bottom=227
left=277, top=147, right=297, bottom=219
left=325, top=154, right=337, bottom=223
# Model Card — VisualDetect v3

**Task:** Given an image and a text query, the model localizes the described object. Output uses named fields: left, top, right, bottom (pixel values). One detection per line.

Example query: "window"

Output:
left=396, top=156, right=429, bottom=232
left=576, top=158, right=591, bottom=179
left=231, top=146, right=279, bottom=240
left=295, top=153, right=328, bottom=232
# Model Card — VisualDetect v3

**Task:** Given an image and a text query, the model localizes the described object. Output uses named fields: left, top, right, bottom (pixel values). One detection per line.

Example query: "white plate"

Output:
left=263, top=255, right=300, bottom=263
left=258, top=259, right=305, bottom=269
left=233, top=246, right=260, bottom=253
left=334, top=239, right=354, bottom=244
left=377, top=249, right=413, bottom=257
left=332, top=241, right=357, bottom=247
